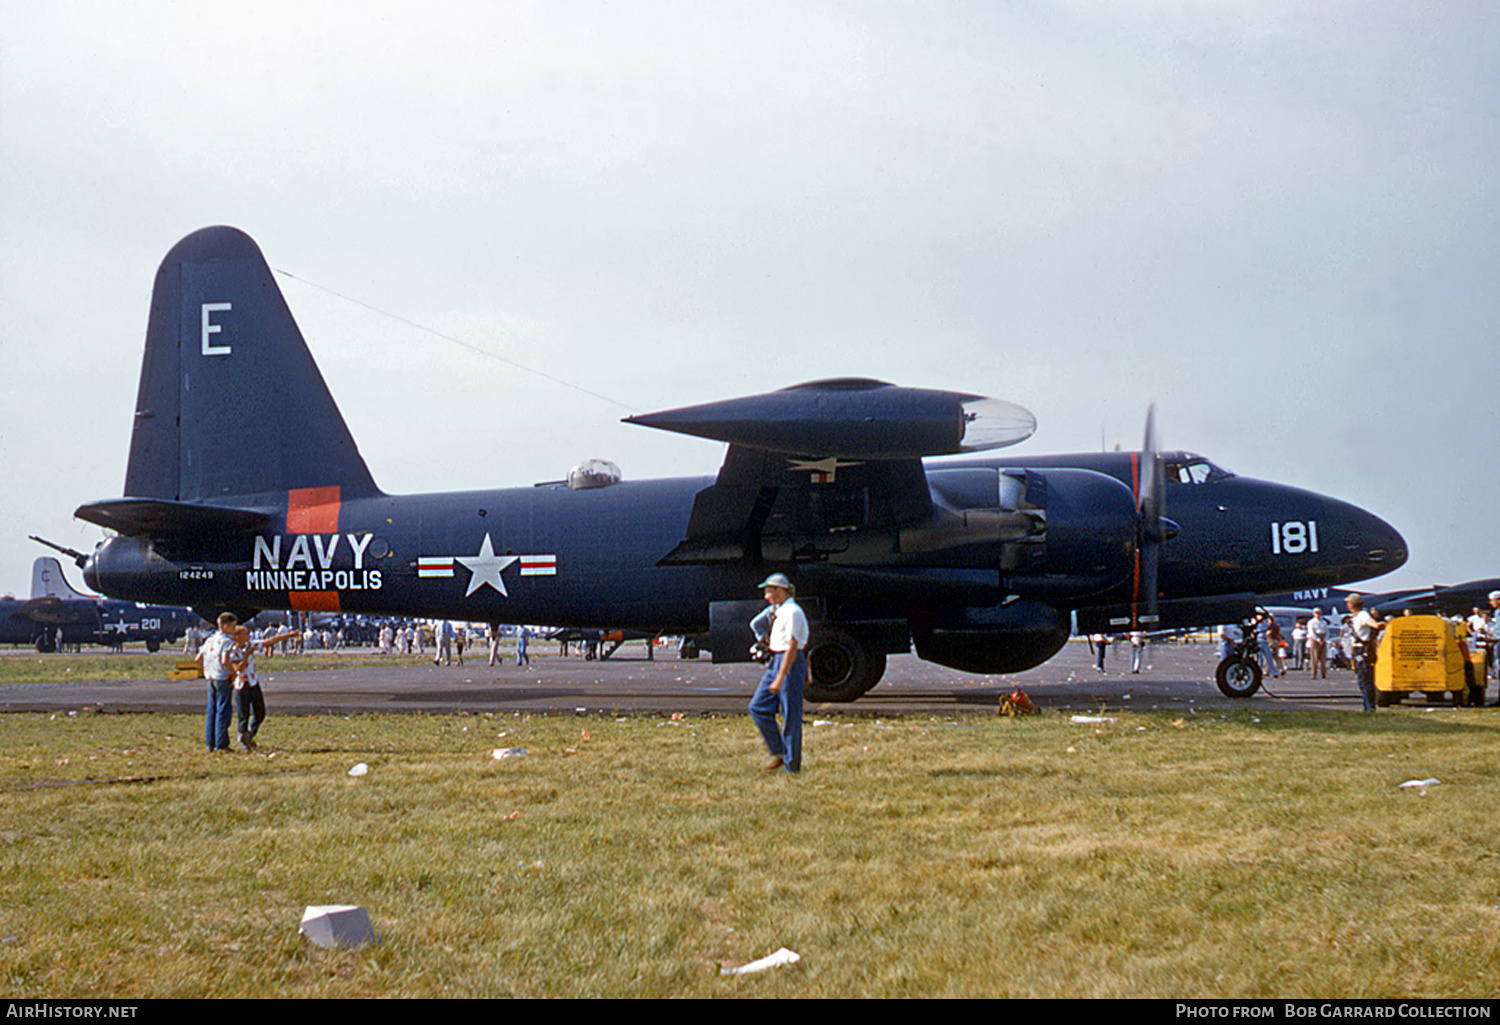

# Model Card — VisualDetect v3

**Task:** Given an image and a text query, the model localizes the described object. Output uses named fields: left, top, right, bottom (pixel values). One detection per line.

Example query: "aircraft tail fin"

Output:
left=32, top=557, right=91, bottom=600
left=124, top=226, right=380, bottom=503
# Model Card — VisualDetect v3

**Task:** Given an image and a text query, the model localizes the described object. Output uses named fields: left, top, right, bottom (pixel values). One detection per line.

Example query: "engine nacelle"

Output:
left=908, top=465, right=1137, bottom=603
left=1000, top=467, right=1137, bottom=601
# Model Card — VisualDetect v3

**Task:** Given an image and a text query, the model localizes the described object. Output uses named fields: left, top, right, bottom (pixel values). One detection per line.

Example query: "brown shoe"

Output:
left=764, top=756, right=785, bottom=772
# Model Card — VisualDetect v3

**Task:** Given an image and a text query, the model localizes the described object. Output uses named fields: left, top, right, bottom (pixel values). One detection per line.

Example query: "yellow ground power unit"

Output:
left=1373, top=615, right=1469, bottom=706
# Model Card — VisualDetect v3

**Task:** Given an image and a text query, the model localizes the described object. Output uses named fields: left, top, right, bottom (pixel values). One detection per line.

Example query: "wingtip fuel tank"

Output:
left=625, top=377, right=1036, bottom=458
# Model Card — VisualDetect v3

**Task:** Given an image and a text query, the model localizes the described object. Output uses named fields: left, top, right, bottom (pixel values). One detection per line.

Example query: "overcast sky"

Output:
left=2, top=1, right=1497, bottom=603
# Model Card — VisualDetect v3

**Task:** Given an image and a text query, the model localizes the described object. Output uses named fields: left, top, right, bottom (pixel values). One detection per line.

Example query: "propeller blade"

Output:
left=1139, top=404, right=1163, bottom=530
left=1133, top=404, right=1166, bottom=629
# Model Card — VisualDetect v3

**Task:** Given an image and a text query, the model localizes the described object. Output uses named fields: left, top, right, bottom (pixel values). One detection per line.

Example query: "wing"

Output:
left=657, top=444, right=934, bottom=565
left=627, top=379, right=1036, bottom=568
left=16, top=596, right=96, bottom=625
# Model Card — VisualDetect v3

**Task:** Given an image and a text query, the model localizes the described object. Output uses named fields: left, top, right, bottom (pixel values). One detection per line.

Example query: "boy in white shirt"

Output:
left=230, top=625, right=300, bottom=750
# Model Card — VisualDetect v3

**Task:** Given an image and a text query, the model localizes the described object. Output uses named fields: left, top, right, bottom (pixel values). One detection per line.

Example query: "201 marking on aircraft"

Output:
left=74, top=227, right=1407, bottom=700
left=2, top=549, right=198, bottom=653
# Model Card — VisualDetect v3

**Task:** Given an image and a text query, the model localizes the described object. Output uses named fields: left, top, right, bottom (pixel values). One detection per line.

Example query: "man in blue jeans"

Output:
left=1345, top=594, right=1384, bottom=711
left=748, top=573, right=809, bottom=774
left=196, top=612, right=238, bottom=751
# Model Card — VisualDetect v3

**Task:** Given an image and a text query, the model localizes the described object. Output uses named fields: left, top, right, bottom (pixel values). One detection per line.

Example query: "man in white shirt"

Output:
left=1465, top=606, right=1490, bottom=689
left=748, top=573, right=809, bottom=773
left=1485, top=591, right=1500, bottom=701
left=1345, top=595, right=1384, bottom=711
left=196, top=612, right=238, bottom=751
left=1306, top=608, right=1330, bottom=679
left=1486, top=592, right=1500, bottom=679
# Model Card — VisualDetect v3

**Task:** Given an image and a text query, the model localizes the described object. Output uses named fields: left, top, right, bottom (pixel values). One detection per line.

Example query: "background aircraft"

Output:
left=1260, top=578, right=1500, bottom=619
left=74, top=227, right=1408, bottom=700
left=0, top=553, right=198, bottom=653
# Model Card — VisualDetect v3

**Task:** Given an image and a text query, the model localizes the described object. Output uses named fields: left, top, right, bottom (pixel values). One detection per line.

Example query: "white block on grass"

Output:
left=300, top=904, right=376, bottom=948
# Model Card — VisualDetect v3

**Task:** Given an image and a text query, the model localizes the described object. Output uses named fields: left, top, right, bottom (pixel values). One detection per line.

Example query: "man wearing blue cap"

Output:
left=749, top=573, right=809, bottom=773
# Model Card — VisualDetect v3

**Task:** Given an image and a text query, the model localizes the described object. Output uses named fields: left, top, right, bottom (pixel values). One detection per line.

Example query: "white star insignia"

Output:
left=456, top=534, right=518, bottom=597
left=787, top=456, right=862, bottom=483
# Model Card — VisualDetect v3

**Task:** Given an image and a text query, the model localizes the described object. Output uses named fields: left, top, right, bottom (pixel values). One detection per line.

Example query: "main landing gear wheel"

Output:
left=1215, top=656, right=1262, bottom=698
left=805, top=625, right=886, bottom=703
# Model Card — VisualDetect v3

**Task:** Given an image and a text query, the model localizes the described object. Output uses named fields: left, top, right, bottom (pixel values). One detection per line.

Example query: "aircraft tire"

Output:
left=146, top=639, right=161, bottom=653
left=805, top=625, right=886, bottom=703
left=1214, top=656, right=1262, bottom=698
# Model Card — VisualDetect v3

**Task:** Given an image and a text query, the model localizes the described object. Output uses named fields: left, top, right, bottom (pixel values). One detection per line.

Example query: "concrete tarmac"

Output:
left=0, top=639, right=1407, bottom=717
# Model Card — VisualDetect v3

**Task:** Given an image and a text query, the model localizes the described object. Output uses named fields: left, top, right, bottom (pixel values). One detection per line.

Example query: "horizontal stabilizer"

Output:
left=74, top=498, right=270, bottom=537
left=626, top=378, right=1035, bottom=458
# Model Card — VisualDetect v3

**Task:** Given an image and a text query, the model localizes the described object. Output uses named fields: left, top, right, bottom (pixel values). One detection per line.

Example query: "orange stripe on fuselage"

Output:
left=289, top=591, right=341, bottom=612
left=287, top=486, right=341, bottom=534
left=285, top=488, right=343, bottom=612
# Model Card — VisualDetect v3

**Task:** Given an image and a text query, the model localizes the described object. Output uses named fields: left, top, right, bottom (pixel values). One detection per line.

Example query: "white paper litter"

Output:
left=721, top=947, right=801, bottom=975
left=348, top=762, right=369, bottom=776
left=1069, top=715, right=1116, bottom=724
left=1398, top=778, right=1440, bottom=789
left=492, top=747, right=527, bottom=759
left=299, top=904, right=376, bottom=948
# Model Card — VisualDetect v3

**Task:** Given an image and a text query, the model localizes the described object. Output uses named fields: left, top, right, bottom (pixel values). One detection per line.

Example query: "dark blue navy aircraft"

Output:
left=1262, top=579, right=1500, bottom=621
left=0, top=554, right=198, bottom=653
left=75, top=227, right=1408, bottom=700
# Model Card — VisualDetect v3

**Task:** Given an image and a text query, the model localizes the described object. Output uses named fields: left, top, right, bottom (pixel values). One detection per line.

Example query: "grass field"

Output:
left=2, top=704, right=1498, bottom=998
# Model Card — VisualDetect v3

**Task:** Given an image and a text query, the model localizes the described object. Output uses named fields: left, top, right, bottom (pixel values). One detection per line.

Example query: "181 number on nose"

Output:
left=1270, top=521, right=1318, bottom=555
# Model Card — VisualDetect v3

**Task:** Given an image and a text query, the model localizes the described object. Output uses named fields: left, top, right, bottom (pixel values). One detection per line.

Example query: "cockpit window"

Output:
left=1165, top=455, right=1233, bottom=484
